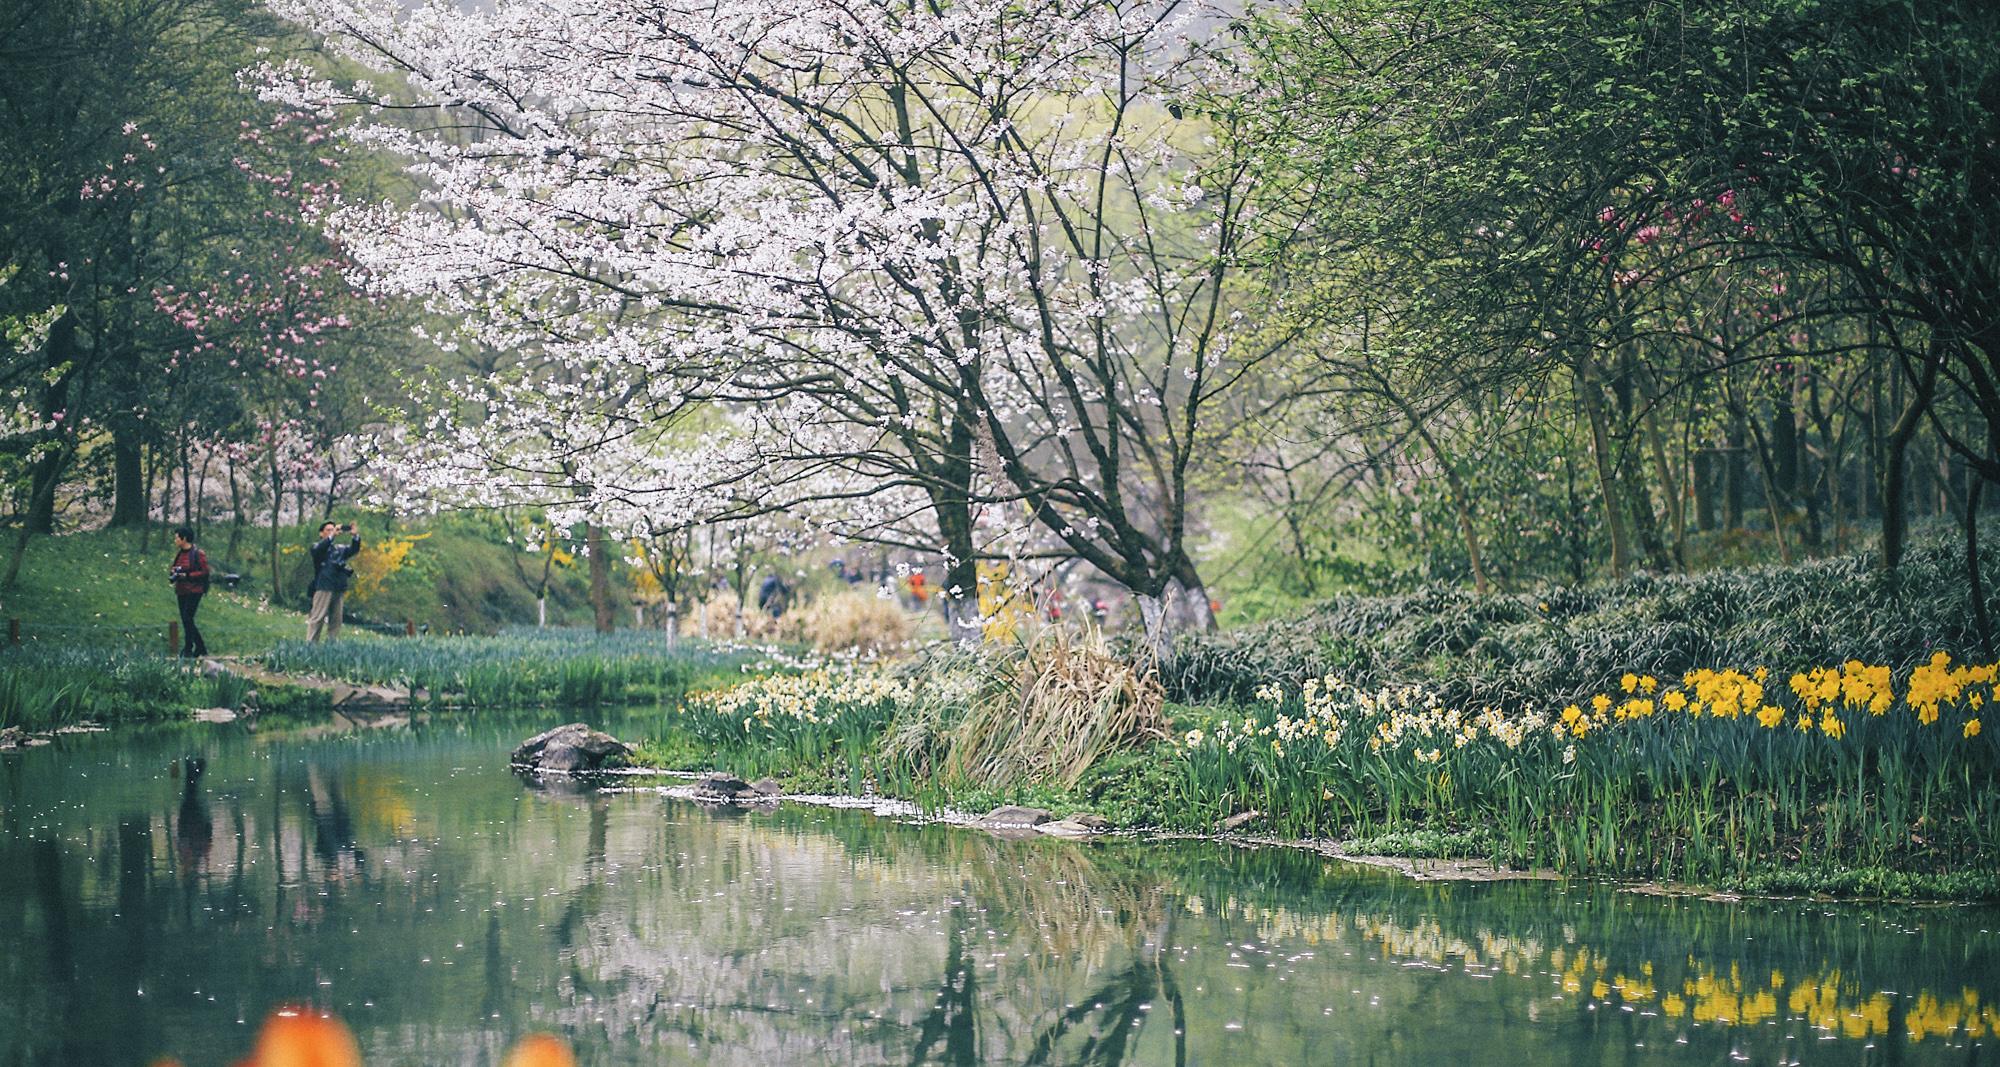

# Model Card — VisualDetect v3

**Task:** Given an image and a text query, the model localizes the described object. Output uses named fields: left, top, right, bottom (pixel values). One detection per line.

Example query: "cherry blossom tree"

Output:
left=259, top=0, right=1271, bottom=655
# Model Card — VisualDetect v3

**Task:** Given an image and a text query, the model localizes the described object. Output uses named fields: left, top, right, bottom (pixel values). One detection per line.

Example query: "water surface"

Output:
left=1, top=710, right=1994, bottom=1065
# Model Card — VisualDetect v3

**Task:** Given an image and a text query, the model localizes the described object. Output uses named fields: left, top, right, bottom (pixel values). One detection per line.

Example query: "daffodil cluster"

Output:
left=688, top=669, right=911, bottom=731
left=1175, top=655, right=1999, bottom=880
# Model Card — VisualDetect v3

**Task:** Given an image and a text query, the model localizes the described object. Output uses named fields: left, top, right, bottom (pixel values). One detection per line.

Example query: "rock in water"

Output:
left=977, top=805, right=1053, bottom=829
left=693, top=774, right=753, bottom=799
left=749, top=777, right=784, bottom=797
left=511, top=723, right=632, bottom=773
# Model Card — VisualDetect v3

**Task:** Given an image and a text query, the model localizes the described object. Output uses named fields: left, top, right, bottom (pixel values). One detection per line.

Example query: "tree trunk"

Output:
left=1135, top=591, right=1171, bottom=666
left=22, top=443, right=64, bottom=535
left=588, top=522, right=614, bottom=634
left=1574, top=352, right=1631, bottom=577
left=1134, top=563, right=1217, bottom=666
left=140, top=440, right=159, bottom=552
left=1724, top=418, right=1747, bottom=530
left=1167, top=569, right=1218, bottom=635
left=268, top=453, right=285, bottom=603
left=1881, top=348, right=1940, bottom=572
left=1692, top=449, right=1719, bottom=532
left=21, top=312, right=76, bottom=536
left=1742, top=411, right=1794, bottom=565
left=1645, top=410, right=1686, bottom=568
left=1967, top=474, right=1993, bottom=659
left=225, top=456, right=244, bottom=561
left=1622, top=457, right=1673, bottom=572
left=942, top=578, right=983, bottom=642
left=107, top=422, right=147, bottom=527
left=1379, top=367, right=1490, bottom=593
left=2, top=441, right=68, bottom=590
left=1772, top=379, right=1800, bottom=505
left=179, top=430, right=195, bottom=532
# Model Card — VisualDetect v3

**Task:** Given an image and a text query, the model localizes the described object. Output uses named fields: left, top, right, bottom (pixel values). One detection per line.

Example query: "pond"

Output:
left=1, top=709, right=1994, bottom=1066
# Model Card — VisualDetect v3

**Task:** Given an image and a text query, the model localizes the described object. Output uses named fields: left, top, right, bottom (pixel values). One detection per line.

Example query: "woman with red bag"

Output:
left=169, top=526, right=210, bottom=658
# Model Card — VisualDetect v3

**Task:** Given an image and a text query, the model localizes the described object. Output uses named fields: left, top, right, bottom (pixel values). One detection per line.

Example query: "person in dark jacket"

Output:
left=306, top=523, right=362, bottom=642
left=307, top=521, right=337, bottom=599
left=169, top=526, right=210, bottom=657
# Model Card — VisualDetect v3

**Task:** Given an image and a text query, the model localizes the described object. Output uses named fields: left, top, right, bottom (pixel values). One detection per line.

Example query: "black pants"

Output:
left=177, top=592, right=207, bottom=656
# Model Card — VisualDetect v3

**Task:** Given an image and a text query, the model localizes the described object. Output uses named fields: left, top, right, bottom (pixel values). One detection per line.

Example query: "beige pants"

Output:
left=306, top=589, right=346, bottom=641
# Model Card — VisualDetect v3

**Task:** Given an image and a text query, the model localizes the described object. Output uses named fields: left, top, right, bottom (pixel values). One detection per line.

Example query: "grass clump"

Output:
left=1339, top=828, right=1500, bottom=859
left=945, top=627, right=1167, bottom=788
left=796, top=590, right=913, bottom=656
left=1717, top=865, right=2000, bottom=901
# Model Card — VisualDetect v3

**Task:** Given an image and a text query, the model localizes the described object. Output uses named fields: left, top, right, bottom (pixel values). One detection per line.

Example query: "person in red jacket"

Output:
left=169, top=526, right=210, bottom=657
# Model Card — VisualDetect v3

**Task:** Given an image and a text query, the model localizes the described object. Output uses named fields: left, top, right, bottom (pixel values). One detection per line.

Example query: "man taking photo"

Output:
left=307, top=522, right=362, bottom=641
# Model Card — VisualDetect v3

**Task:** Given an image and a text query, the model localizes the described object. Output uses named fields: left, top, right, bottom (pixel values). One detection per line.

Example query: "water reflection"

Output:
left=0, top=713, right=1993, bottom=1066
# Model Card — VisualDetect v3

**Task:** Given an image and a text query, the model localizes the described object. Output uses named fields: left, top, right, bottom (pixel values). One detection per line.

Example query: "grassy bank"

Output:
left=257, top=629, right=750, bottom=709
left=0, top=518, right=614, bottom=650
left=0, top=629, right=747, bottom=731
left=631, top=537, right=2000, bottom=900
left=0, top=646, right=252, bottom=729
left=637, top=654, right=1999, bottom=899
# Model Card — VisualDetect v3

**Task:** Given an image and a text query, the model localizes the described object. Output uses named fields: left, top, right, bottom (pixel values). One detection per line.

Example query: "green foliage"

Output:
left=1340, top=828, right=1500, bottom=859
left=1169, top=527, right=1994, bottom=709
left=1719, top=866, right=2000, bottom=902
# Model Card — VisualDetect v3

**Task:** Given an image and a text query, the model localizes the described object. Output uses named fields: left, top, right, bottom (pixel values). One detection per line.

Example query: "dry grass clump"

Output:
left=946, top=625, right=1168, bottom=787
left=798, top=590, right=913, bottom=655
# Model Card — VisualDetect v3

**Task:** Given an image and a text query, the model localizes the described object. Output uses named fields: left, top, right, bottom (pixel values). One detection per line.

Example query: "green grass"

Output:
left=0, top=526, right=307, bottom=651
left=258, top=628, right=750, bottom=709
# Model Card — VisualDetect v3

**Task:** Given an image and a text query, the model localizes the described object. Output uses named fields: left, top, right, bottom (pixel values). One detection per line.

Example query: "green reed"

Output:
left=0, top=646, right=215, bottom=727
